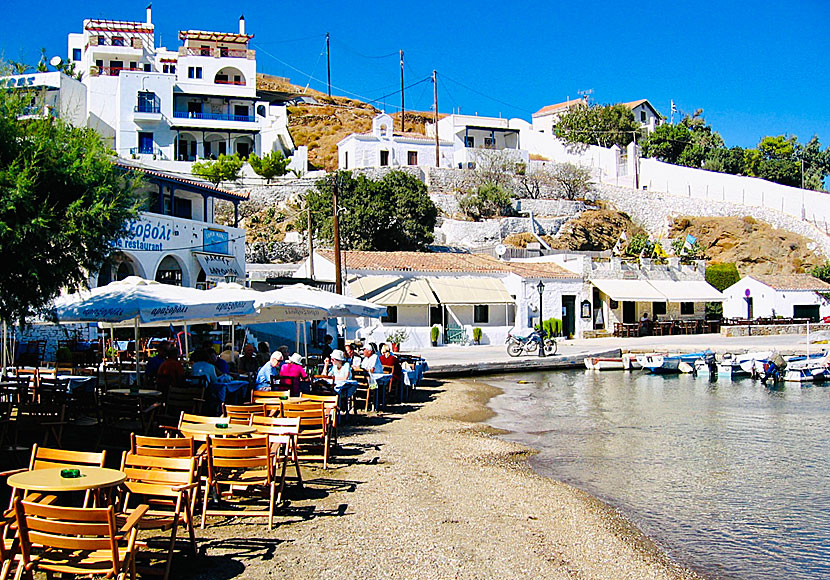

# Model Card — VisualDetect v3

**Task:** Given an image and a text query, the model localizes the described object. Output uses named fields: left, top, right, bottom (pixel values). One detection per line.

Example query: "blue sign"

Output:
left=113, top=218, right=173, bottom=252
left=203, top=229, right=229, bottom=255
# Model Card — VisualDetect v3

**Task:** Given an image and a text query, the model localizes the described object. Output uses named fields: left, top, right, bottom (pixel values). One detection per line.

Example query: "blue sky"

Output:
left=2, top=0, right=829, bottom=149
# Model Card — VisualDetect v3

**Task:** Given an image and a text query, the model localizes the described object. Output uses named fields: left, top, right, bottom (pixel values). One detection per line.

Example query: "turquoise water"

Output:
left=485, top=370, right=830, bottom=580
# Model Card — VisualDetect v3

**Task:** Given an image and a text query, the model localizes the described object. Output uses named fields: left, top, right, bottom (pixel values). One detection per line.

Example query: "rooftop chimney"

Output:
left=146, top=4, right=152, bottom=24
left=239, top=15, right=245, bottom=35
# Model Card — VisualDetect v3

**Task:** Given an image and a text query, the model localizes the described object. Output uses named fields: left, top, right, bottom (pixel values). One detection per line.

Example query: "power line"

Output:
left=365, top=76, right=431, bottom=106
left=441, top=73, right=535, bottom=115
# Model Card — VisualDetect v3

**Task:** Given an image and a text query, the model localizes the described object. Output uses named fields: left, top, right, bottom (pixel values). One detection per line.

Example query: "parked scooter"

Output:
left=506, top=328, right=557, bottom=357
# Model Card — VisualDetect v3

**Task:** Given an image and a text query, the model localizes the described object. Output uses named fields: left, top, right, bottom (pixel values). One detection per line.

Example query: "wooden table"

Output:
left=7, top=467, right=126, bottom=506
left=179, top=423, right=255, bottom=438
left=108, top=388, right=162, bottom=397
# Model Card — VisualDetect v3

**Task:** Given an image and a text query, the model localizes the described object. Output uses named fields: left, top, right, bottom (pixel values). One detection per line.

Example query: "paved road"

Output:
left=417, top=332, right=820, bottom=369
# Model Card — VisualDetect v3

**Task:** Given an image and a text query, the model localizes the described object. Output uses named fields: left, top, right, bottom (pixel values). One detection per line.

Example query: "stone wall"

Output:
left=720, top=323, right=830, bottom=337
left=594, top=183, right=830, bottom=259
left=14, top=323, right=99, bottom=364
left=434, top=216, right=570, bottom=249
left=431, top=193, right=588, bottom=218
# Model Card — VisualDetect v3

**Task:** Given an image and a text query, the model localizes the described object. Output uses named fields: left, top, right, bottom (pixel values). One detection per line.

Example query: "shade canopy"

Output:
left=51, top=276, right=256, bottom=325
left=268, top=284, right=386, bottom=318
left=591, top=278, right=724, bottom=302
left=348, top=276, right=438, bottom=306
left=206, top=283, right=329, bottom=322
left=428, top=277, right=513, bottom=305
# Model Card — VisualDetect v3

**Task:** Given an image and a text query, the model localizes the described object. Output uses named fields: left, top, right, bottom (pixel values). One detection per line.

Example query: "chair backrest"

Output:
left=206, top=435, right=271, bottom=478
left=120, top=452, right=197, bottom=500
left=250, top=416, right=300, bottom=446
left=223, top=403, right=266, bottom=425
left=280, top=403, right=326, bottom=435
left=352, top=368, right=370, bottom=387
left=178, top=412, right=224, bottom=430
left=29, top=444, right=106, bottom=472
left=299, top=393, right=338, bottom=414
left=14, top=499, right=121, bottom=575
left=382, top=365, right=394, bottom=374
left=130, top=433, right=194, bottom=457
left=251, top=389, right=289, bottom=403
left=166, top=377, right=205, bottom=416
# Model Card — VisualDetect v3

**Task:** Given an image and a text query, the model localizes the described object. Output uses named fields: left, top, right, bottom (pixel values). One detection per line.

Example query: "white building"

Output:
left=0, top=71, right=87, bottom=127
left=722, top=275, right=830, bottom=322
left=531, top=97, right=662, bottom=135
left=294, top=250, right=588, bottom=349
left=337, top=113, right=454, bottom=170
left=426, top=113, right=530, bottom=168
left=65, top=8, right=300, bottom=170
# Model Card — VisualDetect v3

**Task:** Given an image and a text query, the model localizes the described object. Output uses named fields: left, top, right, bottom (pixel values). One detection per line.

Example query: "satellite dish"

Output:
left=49, top=56, right=62, bottom=67
left=495, top=244, right=507, bottom=257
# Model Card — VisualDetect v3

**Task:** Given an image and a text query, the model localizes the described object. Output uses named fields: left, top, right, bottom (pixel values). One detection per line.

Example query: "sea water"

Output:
left=485, top=370, right=830, bottom=580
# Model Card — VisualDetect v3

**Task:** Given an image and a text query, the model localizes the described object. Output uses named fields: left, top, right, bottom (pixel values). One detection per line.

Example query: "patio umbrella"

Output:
left=268, top=284, right=387, bottom=319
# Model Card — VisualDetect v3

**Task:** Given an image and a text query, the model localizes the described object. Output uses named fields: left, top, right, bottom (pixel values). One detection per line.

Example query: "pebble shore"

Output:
left=185, top=378, right=703, bottom=580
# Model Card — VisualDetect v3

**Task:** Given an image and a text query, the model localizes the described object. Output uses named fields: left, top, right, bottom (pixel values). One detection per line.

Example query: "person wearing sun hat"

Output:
left=278, top=352, right=309, bottom=396
left=323, top=349, right=352, bottom=383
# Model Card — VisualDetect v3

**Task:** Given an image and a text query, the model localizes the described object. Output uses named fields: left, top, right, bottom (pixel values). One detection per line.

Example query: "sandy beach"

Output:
left=185, top=377, right=702, bottom=580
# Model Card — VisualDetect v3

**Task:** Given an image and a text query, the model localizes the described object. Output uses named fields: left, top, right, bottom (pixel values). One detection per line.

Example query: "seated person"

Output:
left=321, top=334, right=334, bottom=363
left=279, top=353, right=310, bottom=396
left=238, top=343, right=261, bottom=375
left=323, top=349, right=352, bottom=383
left=219, top=342, right=239, bottom=371
left=379, top=343, right=403, bottom=399
left=213, top=353, right=230, bottom=377
left=639, top=312, right=653, bottom=336
left=359, top=345, right=383, bottom=374
left=156, top=349, right=185, bottom=392
left=255, top=351, right=283, bottom=391
left=191, top=349, right=219, bottom=387
left=144, top=341, right=169, bottom=382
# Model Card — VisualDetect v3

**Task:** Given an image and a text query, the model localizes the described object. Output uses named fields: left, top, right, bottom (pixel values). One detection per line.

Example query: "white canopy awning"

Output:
left=348, top=276, right=438, bottom=306
left=591, top=279, right=666, bottom=302
left=194, top=252, right=244, bottom=281
left=427, top=277, right=514, bottom=304
left=648, top=280, right=724, bottom=302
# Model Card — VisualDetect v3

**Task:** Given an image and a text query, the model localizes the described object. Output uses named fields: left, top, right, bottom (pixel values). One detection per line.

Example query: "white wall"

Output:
left=338, top=134, right=453, bottom=170
left=723, top=277, right=830, bottom=320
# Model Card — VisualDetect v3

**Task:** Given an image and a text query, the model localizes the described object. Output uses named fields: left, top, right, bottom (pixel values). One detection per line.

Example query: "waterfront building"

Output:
left=64, top=7, right=302, bottom=172
left=426, top=113, right=530, bottom=169
left=531, top=97, right=663, bottom=135
left=294, top=250, right=587, bottom=349
left=721, top=274, right=830, bottom=322
left=0, top=71, right=87, bottom=127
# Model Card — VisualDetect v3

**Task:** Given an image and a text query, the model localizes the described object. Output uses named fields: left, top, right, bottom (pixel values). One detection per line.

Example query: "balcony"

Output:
left=214, top=79, right=246, bottom=86
left=180, top=47, right=254, bottom=59
left=134, top=103, right=161, bottom=114
left=172, top=111, right=255, bottom=123
left=129, top=145, right=167, bottom=159
left=90, top=66, right=144, bottom=77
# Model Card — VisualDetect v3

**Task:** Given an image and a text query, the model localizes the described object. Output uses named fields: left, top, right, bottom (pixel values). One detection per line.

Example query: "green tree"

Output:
left=0, top=82, right=139, bottom=322
left=703, top=146, right=745, bottom=175
left=457, top=183, right=513, bottom=221
left=810, top=261, right=830, bottom=283
left=641, top=111, right=724, bottom=169
left=796, top=135, right=830, bottom=191
left=554, top=103, right=642, bottom=149
left=192, top=153, right=244, bottom=186
left=641, top=123, right=693, bottom=165
left=705, top=263, right=741, bottom=291
left=305, top=170, right=437, bottom=251
left=248, top=150, right=290, bottom=183
left=744, top=135, right=800, bottom=187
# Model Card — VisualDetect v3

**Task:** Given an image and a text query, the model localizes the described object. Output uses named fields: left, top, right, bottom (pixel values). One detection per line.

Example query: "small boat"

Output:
left=783, top=351, right=830, bottom=382
left=622, top=353, right=642, bottom=370
left=584, top=357, right=625, bottom=371
left=705, top=351, right=773, bottom=378
left=638, top=352, right=707, bottom=374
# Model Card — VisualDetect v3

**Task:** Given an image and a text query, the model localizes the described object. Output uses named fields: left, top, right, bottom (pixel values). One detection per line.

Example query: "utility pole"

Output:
left=332, top=175, right=343, bottom=294
left=306, top=207, right=315, bottom=281
left=400, top=50, right=405, bottom=132
left=433, top=70, right=439, bottom=167
left=326, top=32, right=331, bottom=98
left=633, top=131, right=639, bottom=190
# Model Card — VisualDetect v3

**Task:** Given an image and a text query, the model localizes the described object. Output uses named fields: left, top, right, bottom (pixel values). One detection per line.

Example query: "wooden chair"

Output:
left=130, top=434, right=195, bottom=458
left=12, top=498, right=147, bottom=580
left=0, top=509, right=17, bottom=580
left=11, top=403, right=66, bottom=449
left=250, top=416, right=303, bottom=492
left=97, top=394, right=158, bottom=449
left=251, top=390, right=289, bottom=416
left=119, top=452, right=199, bottom=580
left=222, top=403, right=266, bottom=425
left=299, top=393, right=340, bottom=443
left=157, top=378, right=206, bottom=432
left=280, top=402, right=331, bottom=469
left=1, top=445, right=106, bottom=509
left=351, top=368, right=373, bottom=412
left=201, top=435, right=278, bottom=529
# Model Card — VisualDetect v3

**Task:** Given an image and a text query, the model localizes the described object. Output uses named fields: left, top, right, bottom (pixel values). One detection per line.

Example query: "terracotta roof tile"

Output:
left=752, top=274, right=830, bottom=292
left=317, top=250, right=577, bottom=279
left=532, top=98, right=586, bottom=117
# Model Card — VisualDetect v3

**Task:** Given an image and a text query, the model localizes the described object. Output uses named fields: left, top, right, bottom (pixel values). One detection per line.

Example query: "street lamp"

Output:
left=536, top=280, right=545, bottom=357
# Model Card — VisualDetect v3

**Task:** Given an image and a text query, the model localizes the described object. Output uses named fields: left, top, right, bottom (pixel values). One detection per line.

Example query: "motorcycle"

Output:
left=506, top=328, right=557, bottom=357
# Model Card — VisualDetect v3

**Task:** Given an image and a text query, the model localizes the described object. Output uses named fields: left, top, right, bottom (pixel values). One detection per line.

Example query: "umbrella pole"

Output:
left=2, top=320, right=7, bottom=372
left=295, top=322, right=300, bottom=355
left=302, top=322, right=308, bottom=362
left=134, top=318, right=141, bottom=388
left=184, top=323, right=190, bottom=360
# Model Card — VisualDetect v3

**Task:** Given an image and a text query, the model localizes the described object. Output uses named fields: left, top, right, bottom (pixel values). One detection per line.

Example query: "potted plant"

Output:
left=385, top=329, right=409, bottom=352
left=430, top=325, right=440, bottom=347
left=472, top=327, right=483, bottom=345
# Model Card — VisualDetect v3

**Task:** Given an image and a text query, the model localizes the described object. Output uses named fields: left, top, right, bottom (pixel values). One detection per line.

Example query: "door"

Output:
left=793, top=305, right=820, bottom=322
left=137, top=132, right=153, bottom=154
left=622, top=301, right=636, bottom=324
left=562, top=295, right=576, bottom=338
left=187, top=101, right=202, bottom=116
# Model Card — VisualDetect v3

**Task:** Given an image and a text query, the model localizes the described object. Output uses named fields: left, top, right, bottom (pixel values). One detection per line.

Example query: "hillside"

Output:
left=257, top=75, right=437, bottom=171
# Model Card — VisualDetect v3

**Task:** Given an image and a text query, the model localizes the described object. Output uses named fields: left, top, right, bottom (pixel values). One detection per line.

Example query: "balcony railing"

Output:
left=172, top=111, right=255, bottom=123
left=134, top=102, right=161, bottom=114
left=181, top=47, right=251, bottom=59
left=95, top=66, right=143, bottom=77
left=129, top=145, right=167, bottom=159
left=214, top=79, right=246, bottom=86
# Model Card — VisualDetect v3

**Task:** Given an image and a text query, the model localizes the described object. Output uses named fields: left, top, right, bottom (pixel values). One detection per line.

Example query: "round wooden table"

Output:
left=179, top=423, right=255, bottom=437
left=108, top=389, right=162, bottom=397
left=7, top=467, right=126, bottom=493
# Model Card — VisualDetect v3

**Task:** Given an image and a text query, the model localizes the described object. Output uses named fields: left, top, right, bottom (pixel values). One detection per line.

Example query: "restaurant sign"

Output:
left=112, top=218, right=174, bottom=252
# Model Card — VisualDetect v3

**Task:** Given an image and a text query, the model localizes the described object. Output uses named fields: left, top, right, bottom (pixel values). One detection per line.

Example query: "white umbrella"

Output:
left=268, top=284, right=387, bottom=318
left=206, top=283, right=329, bottom=322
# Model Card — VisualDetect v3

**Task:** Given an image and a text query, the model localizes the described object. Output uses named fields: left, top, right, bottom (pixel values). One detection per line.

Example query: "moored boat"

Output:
left=621, top=353, right=642, bottom=370
left=638, top=352, right=707, bottom=374
left=584, top=357, right=626, bottom=371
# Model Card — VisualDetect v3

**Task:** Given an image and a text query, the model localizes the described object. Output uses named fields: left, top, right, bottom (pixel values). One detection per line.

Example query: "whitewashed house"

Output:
left=425, top=114, right=530, bottom=168
left=722, top=275, right=830, bottom=322
left=531, top=97, right=662, bottom=135
left=64, top=8, right=302, bottom=171
left=293, top=250, right=587, bottom=349
left=337, top=113, right=454, bottom=170
left=0, top=71, right=87, bottom=127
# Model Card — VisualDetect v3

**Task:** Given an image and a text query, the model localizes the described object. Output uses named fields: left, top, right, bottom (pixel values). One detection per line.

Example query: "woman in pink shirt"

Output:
left=278, top=353, right=309, bottom=396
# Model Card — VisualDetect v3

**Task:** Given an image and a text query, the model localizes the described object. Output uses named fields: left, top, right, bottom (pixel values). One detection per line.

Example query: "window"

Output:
left=652, top=301, right=667, bottom=316
left=220, top=47, right=229, bottom=57
left=112, top=36, right=125, bottom=46
left=136, top=91, right=158, bottom=113
left=382, top=306, right=398, bottom=323
left=234, top=105, right=249, bottom=118
left=640, top=111, right=647, bottom=122
left=680, top=302, right=695, bottom=315
left=218, top=142, right=227, bottom=156
left=95, top=59, right=103, bottom=69
left=344, top=152, right=348, bottom=169
left=129, top=61, right=137, bottom=70
left=173, top=197, right=192, bottom=219
left=429, top=306, right=442, bottom=326
left=72, top=48, right=82, bottom=61
left=380, top=150, right=389, bottom=166
left=233, top=75, right=242, bottom=84
left=236, top=142, right=250, bottom=157
left=155, top=256, right=182, bottom=286
left=484, top=137, right=495, bottom=149
left=474, top=305, right=489, bottom=324
left=110, top=61, right=123, bottom=73
left=465, top=136, right=474, bottom=148
left=200, top=45, right=211, bottom=56
left=407, top=151, right=418, bottom=165
left=137, top=132, right=153, bottom=154
left=97, top=36, right=106, bottom=46
left=188, top=66, right=202, bottom=79
left=143, top=63, right=151, bottom=72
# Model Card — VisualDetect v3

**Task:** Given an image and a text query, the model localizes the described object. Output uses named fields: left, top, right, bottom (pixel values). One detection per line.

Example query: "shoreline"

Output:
left=187, top=378, right=703, bottom=579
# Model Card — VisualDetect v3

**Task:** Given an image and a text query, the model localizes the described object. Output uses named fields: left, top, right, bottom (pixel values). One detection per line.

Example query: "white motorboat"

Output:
left=622, top=353, right=642, bottom=370
left=584, top=357, right=626, bottom=371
